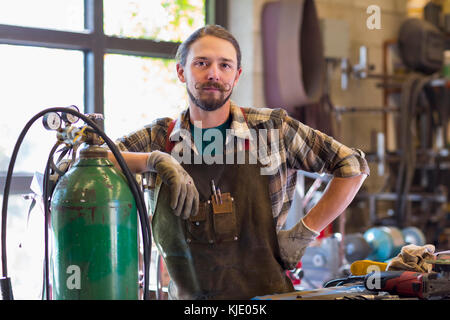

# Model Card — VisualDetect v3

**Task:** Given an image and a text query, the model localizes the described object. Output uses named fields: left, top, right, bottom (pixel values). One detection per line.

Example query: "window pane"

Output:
left=0, top=45, right=84, bottom=174
left=0, top=0, right=84, bottom=31
left=104, top=0, right=206, bottom=42
left=1, top=194, right=44, bottom=300
left=104, top=54, right=187, bottom=141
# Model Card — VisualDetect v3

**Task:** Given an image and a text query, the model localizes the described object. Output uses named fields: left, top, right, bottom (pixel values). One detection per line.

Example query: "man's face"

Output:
left=176, top=35, right=242, bottom=112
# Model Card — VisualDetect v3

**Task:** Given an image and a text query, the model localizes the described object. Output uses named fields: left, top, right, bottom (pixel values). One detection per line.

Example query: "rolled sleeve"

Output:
left=283, top=111, right=370, bottom=177
left=331, top=145, right=370, bottom=178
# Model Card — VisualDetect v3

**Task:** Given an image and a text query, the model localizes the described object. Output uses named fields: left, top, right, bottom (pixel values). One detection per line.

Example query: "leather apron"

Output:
left=152, top=147, right=294, bottom=300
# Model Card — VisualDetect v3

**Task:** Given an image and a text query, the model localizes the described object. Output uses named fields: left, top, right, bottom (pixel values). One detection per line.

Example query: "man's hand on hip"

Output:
left=277, top=219, right=319, bottom=270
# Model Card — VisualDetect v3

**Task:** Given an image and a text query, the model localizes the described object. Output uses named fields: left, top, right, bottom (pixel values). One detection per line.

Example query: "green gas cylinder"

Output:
left=50, top=144, right=138, bottom=299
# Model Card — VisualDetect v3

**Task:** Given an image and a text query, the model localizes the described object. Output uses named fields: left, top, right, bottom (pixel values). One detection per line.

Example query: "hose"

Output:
left=1, top=107, right=152, bottom=300
left=42, top=141, right=64, bottom=300
left=323, top=275, right=365, bottom=288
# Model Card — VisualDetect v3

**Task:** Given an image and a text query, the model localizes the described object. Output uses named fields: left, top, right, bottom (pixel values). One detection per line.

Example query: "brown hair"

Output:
left=175, top=24, right=242, bottom=69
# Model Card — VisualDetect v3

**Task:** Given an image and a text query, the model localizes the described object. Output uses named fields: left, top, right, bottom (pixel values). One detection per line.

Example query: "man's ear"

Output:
left=176, top=63, right=186, bottom=83
left=233, top=67, right=243, bottom=87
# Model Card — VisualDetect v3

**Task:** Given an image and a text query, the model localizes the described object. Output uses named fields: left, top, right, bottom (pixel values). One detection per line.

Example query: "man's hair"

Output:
left=175, top=24, right=242, bottom=69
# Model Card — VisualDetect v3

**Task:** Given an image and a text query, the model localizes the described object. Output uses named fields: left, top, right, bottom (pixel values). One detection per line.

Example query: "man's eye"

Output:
left=195, top=61, right=207, bottom=67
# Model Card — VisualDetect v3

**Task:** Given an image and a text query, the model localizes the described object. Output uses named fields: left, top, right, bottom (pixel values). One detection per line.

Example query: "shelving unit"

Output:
left=352, top=39, right=450, bottom=249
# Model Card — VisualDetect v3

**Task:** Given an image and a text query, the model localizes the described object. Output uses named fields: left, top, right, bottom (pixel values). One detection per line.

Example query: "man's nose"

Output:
left=207, top=63, right=220, bottom=81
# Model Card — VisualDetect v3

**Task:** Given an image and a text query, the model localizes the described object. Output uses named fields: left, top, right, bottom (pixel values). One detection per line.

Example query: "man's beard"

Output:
left=187, top=81, right=233, bottom=112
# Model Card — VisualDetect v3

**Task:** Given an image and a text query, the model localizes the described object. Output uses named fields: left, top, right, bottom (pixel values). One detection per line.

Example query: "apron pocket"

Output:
left=185, top=201, right=214, bottom=244
left=212, top=193, right=239, bottom=242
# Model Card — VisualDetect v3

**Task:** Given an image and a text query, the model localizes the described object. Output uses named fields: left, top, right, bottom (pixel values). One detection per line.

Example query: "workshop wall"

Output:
left=228, top=0, right=410, bottom=232
left=228, top=0, right=408, bottom=191
left=315, top=0, right=408, bottom=197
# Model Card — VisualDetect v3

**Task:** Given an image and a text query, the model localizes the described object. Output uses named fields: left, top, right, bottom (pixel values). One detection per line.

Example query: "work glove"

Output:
left=277, top=219, right=320, bottom=270
left=147, top=150, right=199, bottom=219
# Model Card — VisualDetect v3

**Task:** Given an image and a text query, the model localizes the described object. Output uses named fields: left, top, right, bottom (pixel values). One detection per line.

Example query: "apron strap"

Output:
left=165, top=119, right=177, bottom=153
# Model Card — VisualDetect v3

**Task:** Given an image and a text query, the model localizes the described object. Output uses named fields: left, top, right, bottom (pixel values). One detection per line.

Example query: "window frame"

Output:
left=0, top=0, right=227, bottom=194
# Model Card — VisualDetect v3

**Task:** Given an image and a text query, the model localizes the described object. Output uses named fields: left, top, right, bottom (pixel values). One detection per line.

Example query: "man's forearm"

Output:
left=302, top=174, right=367, bottom=232
left=107, top=151, right=150, bottom=174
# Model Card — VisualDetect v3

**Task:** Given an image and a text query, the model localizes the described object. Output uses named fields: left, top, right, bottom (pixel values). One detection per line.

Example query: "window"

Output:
left=104, top=55, right=186, bottom=140
left=0, top=45, right=84, bottom=172
left=0, top=0, right=226, bottom=299
left=104, top=0, right=206, bottom=42
left=0, top=0, right=84, bottom=31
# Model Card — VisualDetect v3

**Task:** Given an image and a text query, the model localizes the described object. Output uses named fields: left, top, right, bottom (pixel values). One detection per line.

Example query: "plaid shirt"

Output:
left=115, top=101, right=369, bottom=230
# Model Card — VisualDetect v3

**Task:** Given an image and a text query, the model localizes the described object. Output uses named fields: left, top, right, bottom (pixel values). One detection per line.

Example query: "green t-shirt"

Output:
left=190, top=116, right=232, bottom=156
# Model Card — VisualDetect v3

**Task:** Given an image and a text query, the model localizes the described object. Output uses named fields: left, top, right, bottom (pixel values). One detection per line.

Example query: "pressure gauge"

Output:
left=61, top=105, right=80, bottom=124
left=43, top=112, right=62, bottom=131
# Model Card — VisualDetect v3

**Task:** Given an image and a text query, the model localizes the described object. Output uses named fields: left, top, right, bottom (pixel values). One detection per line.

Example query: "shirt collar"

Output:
left=229, top=101, right=253, bottom=140
left=170, top=108, right=190, bottom=141
left=169, top=100, right=254, bottom=142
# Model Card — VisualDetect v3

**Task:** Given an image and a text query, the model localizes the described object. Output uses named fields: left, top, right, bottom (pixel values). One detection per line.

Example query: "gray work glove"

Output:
left=147, top=150, right=199, bottom=219
left=277, top=219, right=320, bottom=270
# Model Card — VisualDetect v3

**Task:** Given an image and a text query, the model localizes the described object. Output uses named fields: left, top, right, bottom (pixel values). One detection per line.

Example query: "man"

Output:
left=109, top=25, right=369, bottom=300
